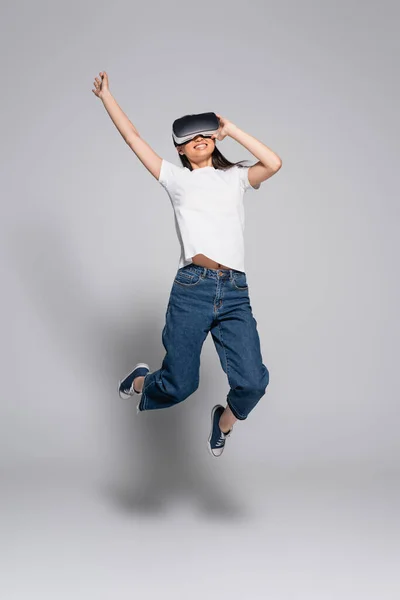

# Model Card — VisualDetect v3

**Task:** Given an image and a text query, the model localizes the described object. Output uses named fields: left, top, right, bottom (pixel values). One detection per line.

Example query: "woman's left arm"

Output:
left=212, top=114, right=282, bottom=188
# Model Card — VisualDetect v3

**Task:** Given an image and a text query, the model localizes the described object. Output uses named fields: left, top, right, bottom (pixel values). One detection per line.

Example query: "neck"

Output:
left=190, top=160, right=213, bottom=170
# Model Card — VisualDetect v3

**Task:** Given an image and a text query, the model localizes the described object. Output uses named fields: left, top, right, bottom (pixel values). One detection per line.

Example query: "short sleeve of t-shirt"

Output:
left=158, top=159, right=184, bottom=191
left=237, top=166, right=261, bottom=192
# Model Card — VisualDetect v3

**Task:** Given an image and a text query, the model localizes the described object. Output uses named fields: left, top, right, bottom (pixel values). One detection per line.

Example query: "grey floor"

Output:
left=1, top=466, right=399, bottom=600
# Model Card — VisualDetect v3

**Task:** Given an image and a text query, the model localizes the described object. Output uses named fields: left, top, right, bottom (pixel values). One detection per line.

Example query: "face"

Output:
left=177, top=134, right=215, bottom=164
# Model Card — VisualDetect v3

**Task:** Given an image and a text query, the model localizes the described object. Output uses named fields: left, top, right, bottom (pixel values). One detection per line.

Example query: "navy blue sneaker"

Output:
left=118, top=362, right=150, bottom=400
left=207, top=404, right=232, bottom=457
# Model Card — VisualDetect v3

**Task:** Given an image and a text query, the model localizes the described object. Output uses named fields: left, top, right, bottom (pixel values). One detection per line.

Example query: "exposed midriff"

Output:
left=191, top=253, right=233, bottom=270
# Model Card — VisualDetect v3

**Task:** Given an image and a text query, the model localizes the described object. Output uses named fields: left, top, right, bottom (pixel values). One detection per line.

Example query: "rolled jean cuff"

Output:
left=227, top=399, right=247, bottom=421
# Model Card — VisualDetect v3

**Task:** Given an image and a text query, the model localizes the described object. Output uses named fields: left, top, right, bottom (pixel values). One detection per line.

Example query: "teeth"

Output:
left=195, top=144, right=206, bottom=149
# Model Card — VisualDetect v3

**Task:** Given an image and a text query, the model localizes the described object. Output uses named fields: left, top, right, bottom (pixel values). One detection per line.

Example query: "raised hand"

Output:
left=211, top=114, right=236, bottom=141
left=92, top=71, right=110, bottom=99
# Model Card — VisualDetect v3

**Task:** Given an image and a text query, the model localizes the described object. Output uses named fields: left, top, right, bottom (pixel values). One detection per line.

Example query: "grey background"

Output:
left=1, top=0, right=399, bottom=598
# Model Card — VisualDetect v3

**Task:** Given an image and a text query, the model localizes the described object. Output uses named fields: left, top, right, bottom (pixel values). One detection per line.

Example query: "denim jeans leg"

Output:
left=210, top=281, right=269, bottom=420
left=139, top=270, right=210, bottom=411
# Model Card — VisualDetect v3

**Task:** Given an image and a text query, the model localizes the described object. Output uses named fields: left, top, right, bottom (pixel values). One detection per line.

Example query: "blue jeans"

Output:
left=138, top=264, right=270, bottom=420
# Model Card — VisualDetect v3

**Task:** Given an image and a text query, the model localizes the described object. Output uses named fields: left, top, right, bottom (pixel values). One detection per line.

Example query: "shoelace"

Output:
left=215, top=434, right=225, bottom=447
left=215, top=429, right=231, bottom=447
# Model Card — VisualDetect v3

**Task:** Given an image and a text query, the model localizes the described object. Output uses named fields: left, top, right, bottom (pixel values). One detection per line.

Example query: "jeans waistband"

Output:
left=179, top=264, right=245, bottom=280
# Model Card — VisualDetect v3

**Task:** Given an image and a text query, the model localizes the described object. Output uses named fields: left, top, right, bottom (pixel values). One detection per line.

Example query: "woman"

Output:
left=92, top=71, right=282, bottom=457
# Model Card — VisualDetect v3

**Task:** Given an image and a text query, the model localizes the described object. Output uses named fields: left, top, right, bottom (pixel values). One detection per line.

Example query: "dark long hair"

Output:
left=173, top=136, right=250, bottom=171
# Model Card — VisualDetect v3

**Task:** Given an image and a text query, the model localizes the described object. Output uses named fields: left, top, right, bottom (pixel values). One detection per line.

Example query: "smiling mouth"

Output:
left=194, top=143, right=207, bottom=149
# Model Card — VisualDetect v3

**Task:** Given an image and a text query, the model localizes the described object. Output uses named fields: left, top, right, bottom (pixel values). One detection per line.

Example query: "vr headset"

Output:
left=172, top=112, right=220, bottom=146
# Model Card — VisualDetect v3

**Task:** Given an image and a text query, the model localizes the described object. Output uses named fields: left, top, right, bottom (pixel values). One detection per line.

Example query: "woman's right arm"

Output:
left=92, top=72, right=162, bottom=181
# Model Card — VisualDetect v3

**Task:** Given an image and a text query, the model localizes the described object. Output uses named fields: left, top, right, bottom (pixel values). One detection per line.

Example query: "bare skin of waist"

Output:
left=191, top=253, right=233, bottom=270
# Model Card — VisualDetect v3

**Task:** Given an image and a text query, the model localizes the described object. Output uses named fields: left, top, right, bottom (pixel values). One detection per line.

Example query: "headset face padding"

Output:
left=172, top=112, right=220, bottom=145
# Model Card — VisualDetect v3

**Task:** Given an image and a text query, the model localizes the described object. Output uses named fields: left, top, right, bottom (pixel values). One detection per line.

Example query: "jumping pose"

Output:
left=92, top=71, right=282, bottom=457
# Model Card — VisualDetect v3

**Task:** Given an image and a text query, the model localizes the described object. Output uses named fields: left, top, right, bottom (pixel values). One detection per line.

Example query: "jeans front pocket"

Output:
left=173, top=268, right=203, bottom=287
left=231, top=272, right=248, bottom=291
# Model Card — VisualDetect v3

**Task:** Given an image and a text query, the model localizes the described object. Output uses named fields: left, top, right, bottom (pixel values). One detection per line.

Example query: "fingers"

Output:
left=92, top=72, right=108, bottom=89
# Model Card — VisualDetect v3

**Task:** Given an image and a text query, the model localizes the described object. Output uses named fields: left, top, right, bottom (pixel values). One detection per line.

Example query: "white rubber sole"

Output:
left=118, top=362, right=150, bottom=400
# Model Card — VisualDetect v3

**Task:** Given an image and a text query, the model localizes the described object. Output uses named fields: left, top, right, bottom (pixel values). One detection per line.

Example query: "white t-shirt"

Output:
left=158, top=159, right=260, bottom=272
